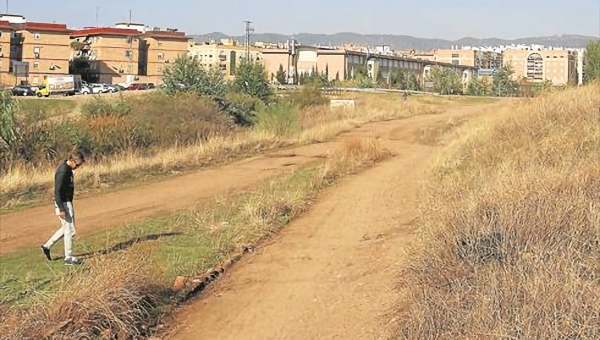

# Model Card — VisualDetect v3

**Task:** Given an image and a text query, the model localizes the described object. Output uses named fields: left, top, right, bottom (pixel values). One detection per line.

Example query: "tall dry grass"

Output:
left=393, top=83, right=600, bottom=339
left=0, top=93, right=436, bottom=209
left=0, top=137, right=392, bottom=340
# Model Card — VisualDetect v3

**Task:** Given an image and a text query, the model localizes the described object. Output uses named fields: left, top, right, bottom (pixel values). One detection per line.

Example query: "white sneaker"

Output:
left=64, top=257, right=83, bottom=266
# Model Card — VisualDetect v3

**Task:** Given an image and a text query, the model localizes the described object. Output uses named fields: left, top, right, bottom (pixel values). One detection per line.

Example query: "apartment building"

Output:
left=70, top=27, right=141, bottom=84
left=434, top=49, right=503, bottom=77
left=502, top=49, right=578, bottom=85
left=188, top=38, right=262, bottom=79
left=138, top=29, right=190, bottom=83
left=9, top=21, right=71, bottom=86
left=0, top=20, right=12, bottom=86
left=260, top=45, right=477, bottom=88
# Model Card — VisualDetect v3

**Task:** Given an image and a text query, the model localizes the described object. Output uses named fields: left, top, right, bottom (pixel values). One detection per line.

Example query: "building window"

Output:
left=33, top=47, right=41, bottom=58
left=527, top=53, right=544, bottom=80
left=451, top=53, right=459, bottom=58
left=158, top=52, right=164, bottom=60
left=451, top=60, right=459, bottom=65
left=33, top=33, right=41, bottom=40
left=33, top=62, right=40, bottom=70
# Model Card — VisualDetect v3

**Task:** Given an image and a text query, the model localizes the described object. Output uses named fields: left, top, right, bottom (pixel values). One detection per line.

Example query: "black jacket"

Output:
left=54, top=160, right=74, bottom=212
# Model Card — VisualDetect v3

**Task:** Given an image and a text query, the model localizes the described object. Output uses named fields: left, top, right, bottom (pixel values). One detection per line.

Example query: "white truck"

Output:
left=36, top=75, right=84, bottom=97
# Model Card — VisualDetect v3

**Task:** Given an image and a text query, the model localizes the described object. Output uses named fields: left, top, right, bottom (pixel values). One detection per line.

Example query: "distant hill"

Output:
left=190, top=32, right=598, bottom=50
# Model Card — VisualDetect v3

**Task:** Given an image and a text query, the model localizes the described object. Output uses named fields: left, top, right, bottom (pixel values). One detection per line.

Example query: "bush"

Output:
left=289, top=84, right=329, bottom=109
left=254, top=101, right=301, bottom=137
left=0, top=92, right=234, bottom=173
left=82, top=95, right=133, bottom=118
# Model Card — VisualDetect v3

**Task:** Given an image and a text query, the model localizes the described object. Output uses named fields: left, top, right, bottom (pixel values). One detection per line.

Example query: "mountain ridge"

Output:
left=190, top=32, right=598, bottom=50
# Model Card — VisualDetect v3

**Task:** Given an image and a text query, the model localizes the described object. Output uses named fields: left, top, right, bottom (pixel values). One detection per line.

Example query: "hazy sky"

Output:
left=7, top=0, right=600, bottom=40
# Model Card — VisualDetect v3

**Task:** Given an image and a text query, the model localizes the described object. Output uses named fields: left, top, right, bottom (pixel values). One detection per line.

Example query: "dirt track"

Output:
left=0, top=140, right=354, bottom=255
left=0, top=102, right=480, bottom=256
left=166, top=103, right=497, bottom=340
left=0, top=99, right=502, bottom=337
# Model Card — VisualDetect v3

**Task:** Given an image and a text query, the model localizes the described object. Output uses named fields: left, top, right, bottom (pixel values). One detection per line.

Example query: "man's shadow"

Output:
left=52, top=232, right=183, bottom=261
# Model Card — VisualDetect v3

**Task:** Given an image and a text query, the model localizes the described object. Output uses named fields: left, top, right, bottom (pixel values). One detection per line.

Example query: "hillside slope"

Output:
left=191, top=32, right=598, bottom=49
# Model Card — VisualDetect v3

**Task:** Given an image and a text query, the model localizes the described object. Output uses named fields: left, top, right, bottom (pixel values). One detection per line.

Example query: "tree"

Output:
left=427, top=66, right=462, bottom=95
left=390, top=69, right=420, bottom=91
left=162, top=55, right=227, bottom=98
left=466, top=77, right=491, bottom=96
left=162, top=55, right=254, bottom=126
left=491, top=65, right=520, bottom=97
left=583, top=40, right=600, bottom=83
left=232, top=57, right=272, bottom=103
left=275, top=64, right=287, bottom=84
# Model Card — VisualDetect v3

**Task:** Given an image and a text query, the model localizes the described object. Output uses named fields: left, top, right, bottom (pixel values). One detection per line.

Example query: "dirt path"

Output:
left=166, top=104, right=490, bottom=340
left=0, top=141, right=346, bottom=255
left=0, top=104, right=468, bottom=256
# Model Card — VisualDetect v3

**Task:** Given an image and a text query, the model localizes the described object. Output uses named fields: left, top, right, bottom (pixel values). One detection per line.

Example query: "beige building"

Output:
left=502, top=49, right=578, bottom=85
left=0, top=20, right=12, bottom=87
left=9, top=21, right=71, bottom=86
left=70, top=27, right=141, bottom=84
left=188, top=38, right=262, bottom=79
left=433, top=49, right=503, bottom=78
left=138, top=30, right=190, bottom=83
left=260, top=46, right=477, bottom=87
left=435, top=49, right=477, bottom=66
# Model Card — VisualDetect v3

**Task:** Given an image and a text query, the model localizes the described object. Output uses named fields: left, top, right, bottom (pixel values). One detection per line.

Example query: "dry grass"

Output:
left=393, top=83, right=600, bottom=339
left=0, top=94, right=438, bottom=211
left=0, top=250, right=164, bottom=339
left=0, top=137, right=392, bottom=340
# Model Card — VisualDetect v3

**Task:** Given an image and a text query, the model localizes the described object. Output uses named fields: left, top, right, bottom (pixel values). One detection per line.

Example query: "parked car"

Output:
left=78, top=85, right=92, bottom=95
left=89, top=83, right=109, bottom=94
left=10, top=85, right=36, bottom=96
left=106, top=84, right=119, bottom=93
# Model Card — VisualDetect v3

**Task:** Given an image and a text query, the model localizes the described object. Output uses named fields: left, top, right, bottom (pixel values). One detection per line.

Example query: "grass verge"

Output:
left=1, top=94, right=440, bottom=213
left=392, top=83, right=600, bottom=339
left=18, top=98, right=78, bottom=119
left=0, top=136, right=392, bottom=339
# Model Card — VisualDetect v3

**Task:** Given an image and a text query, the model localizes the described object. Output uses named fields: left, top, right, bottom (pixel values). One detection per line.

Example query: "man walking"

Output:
left=41, top=150, right=86, bottom=265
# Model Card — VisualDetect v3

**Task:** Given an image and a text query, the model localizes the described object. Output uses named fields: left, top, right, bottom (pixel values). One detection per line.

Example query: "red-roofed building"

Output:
left=0, top=20, right=12, bottom=87
left=9, top=21, right=71, bottom=85
left=70, top=27, right=142, bottom=84
left=138, top=29, right=191, bottom=83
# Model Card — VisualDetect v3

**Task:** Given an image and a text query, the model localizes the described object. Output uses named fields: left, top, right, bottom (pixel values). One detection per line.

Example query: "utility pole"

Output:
left=244, top=20, right=254, bottom=60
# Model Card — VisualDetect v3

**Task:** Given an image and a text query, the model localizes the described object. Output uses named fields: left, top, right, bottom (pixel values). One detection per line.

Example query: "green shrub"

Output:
left=289, top=84, right=329, bottom=109
left=254, top=101, right=301, bottom=137
left=82, top=95, right=133, bottom=118
left=0, top=92, right=235, bottom=173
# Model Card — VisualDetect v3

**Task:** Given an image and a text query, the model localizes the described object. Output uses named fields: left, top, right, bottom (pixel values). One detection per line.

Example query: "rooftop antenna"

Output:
left=96, top=6, right=99, bottom=28
left=129, top=9, right=132, bottom=25
left=5, top=0, right=7, bottom=14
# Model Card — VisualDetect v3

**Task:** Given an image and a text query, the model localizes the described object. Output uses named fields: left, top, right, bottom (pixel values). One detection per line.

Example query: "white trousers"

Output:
left=44, top=201, right=76, bottom=259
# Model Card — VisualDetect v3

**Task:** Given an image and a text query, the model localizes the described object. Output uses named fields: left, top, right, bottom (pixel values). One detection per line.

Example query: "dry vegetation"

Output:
left=393, top=83, right=600, bottom=339
left=0, top=90, right=439, bottom=211
left=0, top=137, right=392, bottom=340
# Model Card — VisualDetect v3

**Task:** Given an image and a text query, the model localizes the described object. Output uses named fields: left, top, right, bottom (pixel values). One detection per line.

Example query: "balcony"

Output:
left=72, top=49, right=97, bottom=60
